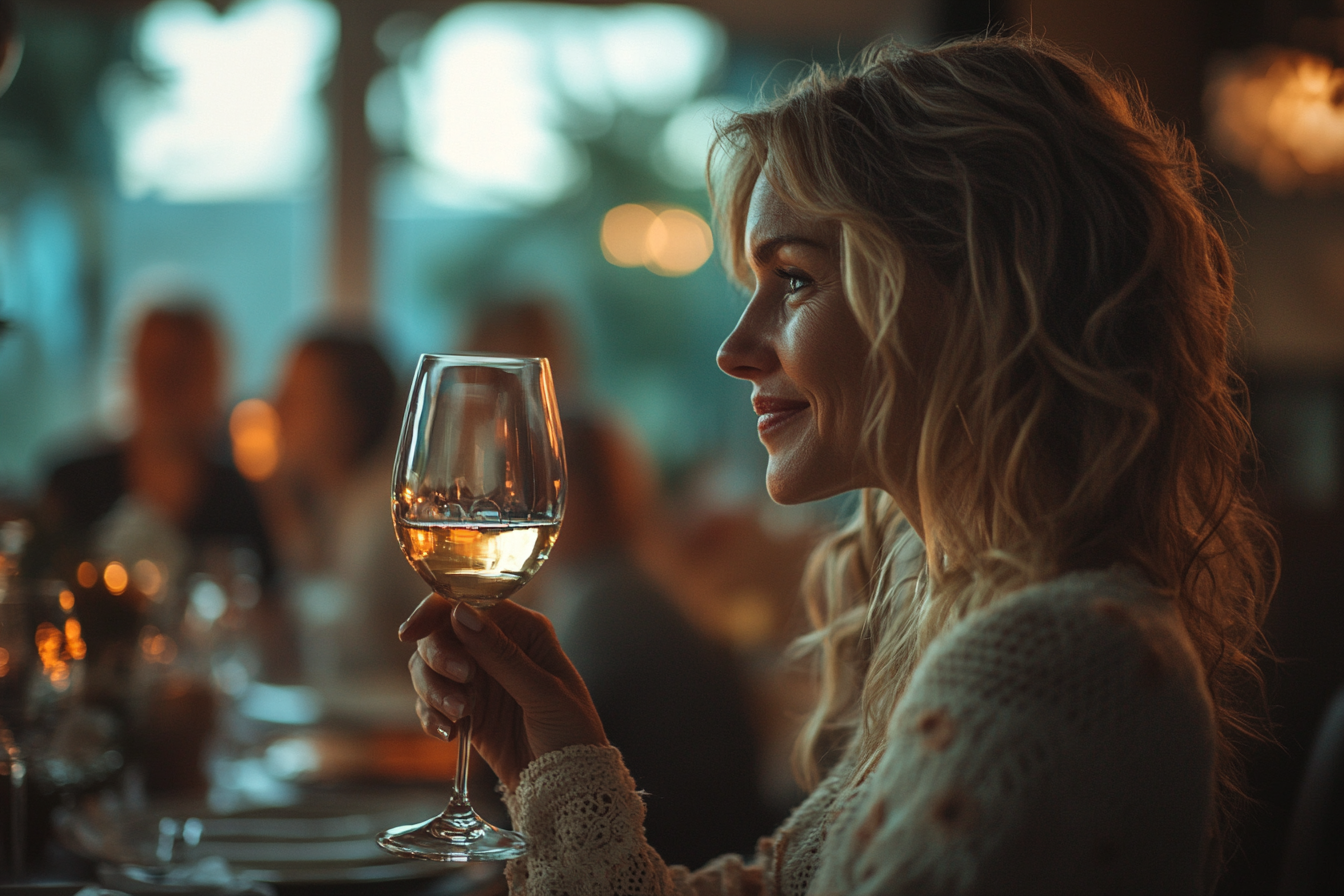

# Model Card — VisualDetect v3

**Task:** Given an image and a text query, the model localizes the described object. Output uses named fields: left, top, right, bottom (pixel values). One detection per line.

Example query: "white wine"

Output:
left=395, top=520, right=559, bottom=607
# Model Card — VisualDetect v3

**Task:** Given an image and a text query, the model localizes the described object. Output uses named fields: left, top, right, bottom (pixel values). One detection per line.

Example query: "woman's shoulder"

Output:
left=991, top=564, right=1175, bottom=622
left=946, top=566, right=1202, bottom=677
left=818, top=577, right=1216, bottom=895
left=826, top=567, right=1216, bottom=894
left=909, top=566, right=1213, bottom=743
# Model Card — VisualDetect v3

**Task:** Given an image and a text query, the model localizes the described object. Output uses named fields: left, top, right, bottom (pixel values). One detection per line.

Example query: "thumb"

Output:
left=452, top=602, right=562, bottom=711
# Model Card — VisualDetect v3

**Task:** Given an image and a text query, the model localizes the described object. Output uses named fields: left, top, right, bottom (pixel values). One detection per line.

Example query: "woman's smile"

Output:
left=753, top=395, right=809, bottom=435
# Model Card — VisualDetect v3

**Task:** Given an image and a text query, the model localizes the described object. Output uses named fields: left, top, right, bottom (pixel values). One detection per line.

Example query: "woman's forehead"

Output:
left=745, top=174, right=840, bottom=256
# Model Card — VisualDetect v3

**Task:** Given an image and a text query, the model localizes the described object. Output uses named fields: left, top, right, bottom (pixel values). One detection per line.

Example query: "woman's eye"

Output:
left=777, top=269, right=811, bottom=295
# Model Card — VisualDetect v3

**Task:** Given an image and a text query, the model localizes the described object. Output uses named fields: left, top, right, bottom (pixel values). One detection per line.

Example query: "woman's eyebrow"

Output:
left=750, top=234, right=829, bottom=267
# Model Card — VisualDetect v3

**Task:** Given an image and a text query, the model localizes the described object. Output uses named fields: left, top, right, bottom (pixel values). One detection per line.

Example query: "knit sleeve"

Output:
left=809, top=574, right=1217, bottom=896
left=501, top=744, right=769, bottom=896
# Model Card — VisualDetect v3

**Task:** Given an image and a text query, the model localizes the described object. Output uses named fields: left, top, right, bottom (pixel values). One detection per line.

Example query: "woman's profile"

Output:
left=399, top=34, right=1277, bottom=894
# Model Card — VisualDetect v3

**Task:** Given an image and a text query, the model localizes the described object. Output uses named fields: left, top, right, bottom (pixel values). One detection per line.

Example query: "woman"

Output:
left=266, top=330, right=425, bottom=683
left=399, top=35, right=1276, bottom=894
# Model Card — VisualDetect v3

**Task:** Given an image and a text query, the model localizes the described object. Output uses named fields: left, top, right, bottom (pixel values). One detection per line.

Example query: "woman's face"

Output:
left=275, top=348, right=355, bottom=476
left=717, top=174, right=876, bottom=504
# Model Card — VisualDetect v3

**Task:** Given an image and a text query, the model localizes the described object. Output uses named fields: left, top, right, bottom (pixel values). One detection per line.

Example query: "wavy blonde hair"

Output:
left=709, top=35, right=1277, bottom=859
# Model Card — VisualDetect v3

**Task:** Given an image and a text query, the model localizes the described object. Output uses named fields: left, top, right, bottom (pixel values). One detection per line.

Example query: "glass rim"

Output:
left=417, top=351, right=549, bottom=366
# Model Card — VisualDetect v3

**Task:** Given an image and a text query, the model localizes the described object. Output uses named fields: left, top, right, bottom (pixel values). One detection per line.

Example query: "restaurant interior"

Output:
left=0, top=0, right=1342, bottom=892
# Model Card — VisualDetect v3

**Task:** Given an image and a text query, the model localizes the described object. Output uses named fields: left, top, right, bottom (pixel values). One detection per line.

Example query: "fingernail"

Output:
left=434, top=725, right=453, bottom=741
left=442, top=695, right=466, bottom=719
left=446, top=660, right=471, bottom=682
left=455, top=603, right=484, bottom=632
left=397, top=621, right=409, bottom=637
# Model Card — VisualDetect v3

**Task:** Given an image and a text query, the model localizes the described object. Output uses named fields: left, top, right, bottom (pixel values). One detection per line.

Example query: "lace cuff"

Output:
left=502, top=744, right=673, bottom=895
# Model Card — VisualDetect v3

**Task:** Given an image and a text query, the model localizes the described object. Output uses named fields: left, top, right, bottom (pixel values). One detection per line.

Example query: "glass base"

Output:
left=377, top=808, right=528, bottom=863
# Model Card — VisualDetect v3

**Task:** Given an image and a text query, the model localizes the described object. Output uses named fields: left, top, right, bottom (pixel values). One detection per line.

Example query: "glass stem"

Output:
left=447, top=715, right=473, bottom=814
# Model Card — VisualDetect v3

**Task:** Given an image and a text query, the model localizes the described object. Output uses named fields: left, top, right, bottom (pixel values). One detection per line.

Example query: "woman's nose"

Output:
left=717, top=302, right=774, bottom=381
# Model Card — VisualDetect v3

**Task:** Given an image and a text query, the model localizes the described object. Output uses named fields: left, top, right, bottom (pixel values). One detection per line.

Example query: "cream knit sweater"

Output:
left=501, top=569, right=1216, bottom=895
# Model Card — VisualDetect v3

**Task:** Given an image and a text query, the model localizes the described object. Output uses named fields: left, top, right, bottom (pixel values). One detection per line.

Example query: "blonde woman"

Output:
left=400, top=35, right=1276, bottom=895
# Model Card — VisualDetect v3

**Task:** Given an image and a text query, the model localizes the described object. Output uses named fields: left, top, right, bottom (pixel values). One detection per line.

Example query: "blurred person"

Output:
left=42, top=303, right=274, bottom=583
left=40, top=303, right=282, bottom=792
left=462, top=299, right=773, bottom=865
left=461, top=295, right=583, bottom=406
left=530, top=415, right=770, bottom=867
left=265, top=330, right=425, bottom=689
left=401, top=35, right=1278, bottom=895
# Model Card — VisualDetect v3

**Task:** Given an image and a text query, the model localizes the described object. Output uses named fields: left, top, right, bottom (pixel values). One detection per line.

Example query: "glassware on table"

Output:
left=377, top=353, right=565, bottom=863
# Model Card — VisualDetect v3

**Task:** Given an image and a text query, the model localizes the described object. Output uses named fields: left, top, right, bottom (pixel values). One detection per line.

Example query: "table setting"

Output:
left=0, top=354, right=566, bottom=896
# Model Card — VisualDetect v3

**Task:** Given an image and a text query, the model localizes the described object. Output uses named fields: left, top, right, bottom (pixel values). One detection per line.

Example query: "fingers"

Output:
left=416, top=697, right=458, bottom=741
left=418, top=630, right=474, bottom=683
left=465, top=600, right=575, bottom=677
left=450, top=602, right=561, bottom=712
left=409, top=652, right=470, bottom=721
left=399, top=592, right=454, bottom=642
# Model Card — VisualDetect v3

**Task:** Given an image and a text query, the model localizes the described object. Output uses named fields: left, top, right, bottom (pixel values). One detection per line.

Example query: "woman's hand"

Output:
left=399, top=594, right=608, bottom=789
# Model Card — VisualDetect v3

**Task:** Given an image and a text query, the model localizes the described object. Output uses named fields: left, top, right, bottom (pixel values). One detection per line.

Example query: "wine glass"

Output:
left=377, top=354, right=565, bottom=862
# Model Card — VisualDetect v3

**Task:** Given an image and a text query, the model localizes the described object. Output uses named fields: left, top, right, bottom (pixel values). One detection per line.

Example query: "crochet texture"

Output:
left=502, top=569, right=1216, bottom=896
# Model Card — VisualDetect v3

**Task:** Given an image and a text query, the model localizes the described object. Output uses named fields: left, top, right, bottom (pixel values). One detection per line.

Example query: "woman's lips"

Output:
left=753, top=397, right=809, bottom=434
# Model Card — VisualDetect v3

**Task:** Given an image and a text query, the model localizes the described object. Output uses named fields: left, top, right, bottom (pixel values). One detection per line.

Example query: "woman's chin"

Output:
left=765, top=459, right=854, bottom=506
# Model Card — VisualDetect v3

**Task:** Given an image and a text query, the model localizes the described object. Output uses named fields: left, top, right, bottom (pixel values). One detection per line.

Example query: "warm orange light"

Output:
left=0, top=647, right=9, bottom=678
left=76, top=562, right=97, bottom=589
left=646, top=208, right=714, bottom=276
left=35, top=621, right=70, bottom=688
left=58, top=590, right=75, bottom=612
left=230, top=398, right=282, bottom=482
left=1208, top=50, right=1344, bottom=192
left=65, top=617, right=86, bottom=661
left=600, top=203, right=714, bottom=277
left=601, top=203, right=658, bottom=267
left=35, top=621, right=61, bottom=662
left=140, top=626, right=178, bottom=665
left=131, top=559, right=163, bottom=598
left=405, top=526, right=435, bottom=561
left=103, top=561, right=129, bottom=595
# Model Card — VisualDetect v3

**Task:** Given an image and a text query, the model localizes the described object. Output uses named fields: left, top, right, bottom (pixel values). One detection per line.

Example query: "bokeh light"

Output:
left=35, top=621, right=71, bottom=690
left=103, top=0, right=338, bottom=200
left=230, top=398, right=282, bottom=482
left=646, top=208, right=715, bottom=276
left=132, top=559, right=164, bottom=598
left=397, top=2, right=724, bottom=208
left=1208, top=49, right=1344, bottom=193
left=601, top=204, right=714, bottom=276
left=601, top=204, right=659, bottom=267
left=103, top=561, right=129, bottom=595
left=655, top=96, right=744, bottom=189
left=141, top=626, right=178, bottom=665
left=65, top=618, right=87, bottom=660
left=76, top=561, right=98, bottom=590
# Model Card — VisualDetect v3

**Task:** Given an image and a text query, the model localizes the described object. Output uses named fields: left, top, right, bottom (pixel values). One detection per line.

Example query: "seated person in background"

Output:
left=458, top=295, right=583, bottom=407
left=462, top=298, right=773, bottom=866
left=43, top=302, right=275, bottom=585
left=531, top=415, right=772, bottom=867
left=264, top=330, right=426, bottom=689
